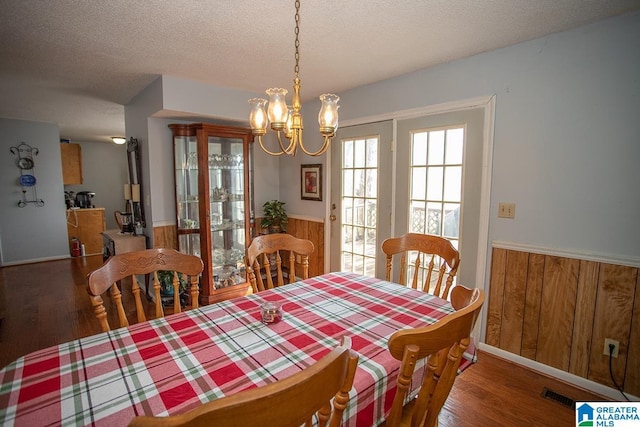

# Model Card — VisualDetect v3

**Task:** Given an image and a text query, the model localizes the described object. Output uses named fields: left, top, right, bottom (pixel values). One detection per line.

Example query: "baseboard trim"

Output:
left=1, top=254, right=71, bottom=266
left=479, top=343, right=639, bottom=402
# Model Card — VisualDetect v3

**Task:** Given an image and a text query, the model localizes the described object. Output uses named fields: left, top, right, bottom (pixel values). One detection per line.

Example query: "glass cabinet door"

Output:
left=208, top=136, right=247, bottom=288
left=170, top=123, right=254, bottom=305
left=174, top=133, right=200, bottom=257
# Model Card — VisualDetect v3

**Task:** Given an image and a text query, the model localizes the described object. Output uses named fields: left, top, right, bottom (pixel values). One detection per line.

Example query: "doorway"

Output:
left=328, top=97, right=495, bottom=298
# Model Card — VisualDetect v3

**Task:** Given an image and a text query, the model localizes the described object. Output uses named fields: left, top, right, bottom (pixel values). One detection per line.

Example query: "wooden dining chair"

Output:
left=128, top=336, right=359, bottom=427
left=87, top=248, right=204, bottom=332
left=246, top=233, right=315, bottom=293
left=381, top=233, right=460, bottom=299
left=383, top=285, right=484, bottom=427
left=114, top=210, right=125, bottom=229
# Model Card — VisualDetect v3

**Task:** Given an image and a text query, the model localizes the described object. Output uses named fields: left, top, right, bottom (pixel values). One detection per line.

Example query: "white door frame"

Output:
left=325, top=94, right=496, bottom=341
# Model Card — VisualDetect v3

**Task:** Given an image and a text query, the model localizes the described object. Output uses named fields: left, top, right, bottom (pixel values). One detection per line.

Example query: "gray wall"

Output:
left=127, top=11, right=639, bottom=264
left=0, top=119, right=129, bottom=264
left=0, top=118, right=69, bottom=264
left=125, top=76, right=281, bottom=243
left=285, top=11, right=640, bottom=262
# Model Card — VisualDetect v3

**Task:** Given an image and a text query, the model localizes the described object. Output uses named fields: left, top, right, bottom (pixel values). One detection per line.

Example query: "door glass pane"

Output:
left=344, top=140, right=354, bottom=168
left=354, top=139, right=366, bottom=168
left=366, top=139, right=378, bottom=167
left=426, top=167, right=443, bottom=200
left=443, top=202, right=460, bottom=239
left=343, top=170, right=353, bottom=197
left=444, top=166, right=462, bottom=202
left=427, top=130, right=445, bottom=165
left=411, top=168, right=426, bottom=199
left=340, top=136, right=379, bottom=275
left=412, top=133, right=427, bottom=166
left=354, top=169, right=365, bottom=197
left=365, top=169, right=377, bottom=198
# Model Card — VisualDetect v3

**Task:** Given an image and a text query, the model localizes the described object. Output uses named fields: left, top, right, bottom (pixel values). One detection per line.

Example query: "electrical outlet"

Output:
left=603, top=338, right=619, bottom=358
left=498, top=202, right=516, bottom=219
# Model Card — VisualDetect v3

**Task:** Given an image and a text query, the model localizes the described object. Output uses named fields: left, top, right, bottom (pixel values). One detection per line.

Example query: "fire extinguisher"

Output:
left=71, top=237, right=81, bottom=257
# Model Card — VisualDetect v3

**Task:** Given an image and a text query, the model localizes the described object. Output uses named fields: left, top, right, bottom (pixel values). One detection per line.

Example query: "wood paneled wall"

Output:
left=258, top=217, right=325, bottom=278
left=153, top=225, right=178, bottom=249
left=154, top=218, right=325, bottom=277
left=487, top=247, right=639, bottom=396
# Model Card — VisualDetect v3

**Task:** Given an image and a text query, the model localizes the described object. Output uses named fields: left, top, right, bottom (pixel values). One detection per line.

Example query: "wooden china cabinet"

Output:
left=169, top=123, right=255, bottom=305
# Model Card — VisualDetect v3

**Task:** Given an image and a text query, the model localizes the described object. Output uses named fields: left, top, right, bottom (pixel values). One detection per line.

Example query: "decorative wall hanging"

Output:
left=301, top=164, right=322, bottom=201
left=10, top=142, right=45, bottom=207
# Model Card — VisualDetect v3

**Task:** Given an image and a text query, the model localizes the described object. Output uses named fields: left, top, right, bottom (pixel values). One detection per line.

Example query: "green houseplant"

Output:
left=157, top=270, right=189, bottom=306
left=261, top=200, right=288, bottom=233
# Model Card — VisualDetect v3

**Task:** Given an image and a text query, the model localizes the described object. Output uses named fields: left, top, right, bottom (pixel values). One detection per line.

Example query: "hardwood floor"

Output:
left=0, top=256, right=608, bottom=426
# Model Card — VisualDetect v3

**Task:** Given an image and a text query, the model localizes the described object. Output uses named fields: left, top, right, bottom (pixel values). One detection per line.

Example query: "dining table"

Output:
left=0, top=271, right=454, bottom=427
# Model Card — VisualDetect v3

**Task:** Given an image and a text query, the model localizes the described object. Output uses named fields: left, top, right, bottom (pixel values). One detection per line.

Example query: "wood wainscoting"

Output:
left=256, top=216, right=325, bottom=278
left=153, top=224, right=178, bottom=250
left=486, top=246, right=639, bottom=396
left=281, top=216, right=325, bottom=278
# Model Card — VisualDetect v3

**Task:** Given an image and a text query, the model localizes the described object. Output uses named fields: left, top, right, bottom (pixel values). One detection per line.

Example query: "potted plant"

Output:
left=261, top=200, right=288, bottom=233
left=157, top=270, right=189, bottom=307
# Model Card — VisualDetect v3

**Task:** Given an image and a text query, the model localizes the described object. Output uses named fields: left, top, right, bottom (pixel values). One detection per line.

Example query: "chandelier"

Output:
left=248, top=0, right=339, bottom=156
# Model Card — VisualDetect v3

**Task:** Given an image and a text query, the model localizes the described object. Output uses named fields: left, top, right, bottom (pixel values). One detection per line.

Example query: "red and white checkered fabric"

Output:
left=0, top=272, right=453, bottom=426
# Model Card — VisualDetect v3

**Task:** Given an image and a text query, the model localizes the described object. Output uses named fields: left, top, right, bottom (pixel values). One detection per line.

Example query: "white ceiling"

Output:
left=1, top=0, right=639, bottom=143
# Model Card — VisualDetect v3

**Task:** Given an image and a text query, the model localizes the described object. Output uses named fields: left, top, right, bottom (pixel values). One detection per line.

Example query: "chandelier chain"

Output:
left=294, top=0, right=300, bottom=77
left=247, top=0, right=339, bottom=157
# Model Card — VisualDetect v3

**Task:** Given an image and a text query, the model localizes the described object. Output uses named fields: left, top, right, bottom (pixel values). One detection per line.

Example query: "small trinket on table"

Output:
left=260, top=301, right=283, bottom=324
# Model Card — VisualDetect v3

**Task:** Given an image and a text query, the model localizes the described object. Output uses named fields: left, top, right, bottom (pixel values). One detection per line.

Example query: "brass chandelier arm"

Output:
left=256, top=132, right=332, bottom=157
left=277, top=131, right=298, bottom=155
left=256, top=136, right=287, bottom=156
left=255, top=132, right=298, bottom=156
left=298, top=134, right=332, bottom=156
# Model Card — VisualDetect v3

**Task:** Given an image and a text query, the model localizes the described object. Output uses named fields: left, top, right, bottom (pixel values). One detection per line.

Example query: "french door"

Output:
left=330, top=108, right=485, bottom=286
left=329, top=121, right=393, bottom=278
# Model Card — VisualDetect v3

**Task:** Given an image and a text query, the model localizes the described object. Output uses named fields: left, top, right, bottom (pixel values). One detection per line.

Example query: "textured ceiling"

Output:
left=1, top=0, right=639, bottom=143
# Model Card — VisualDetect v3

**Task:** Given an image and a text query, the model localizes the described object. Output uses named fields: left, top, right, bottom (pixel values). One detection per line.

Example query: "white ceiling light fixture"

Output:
left=112, top=137, right=127, bottom=145
left=248, top=0, right=339, bottom=157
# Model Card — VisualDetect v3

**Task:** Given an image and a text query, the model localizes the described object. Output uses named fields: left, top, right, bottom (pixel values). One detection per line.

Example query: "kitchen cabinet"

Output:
left=66, top=208, right=105, bottom=256
left=169, top=123, right=255, bottom=305
left=61, top=143, right=83, bottom=185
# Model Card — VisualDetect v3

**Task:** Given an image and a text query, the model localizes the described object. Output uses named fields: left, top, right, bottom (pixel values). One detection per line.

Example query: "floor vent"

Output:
left=541, top=387, right=576, bottom=409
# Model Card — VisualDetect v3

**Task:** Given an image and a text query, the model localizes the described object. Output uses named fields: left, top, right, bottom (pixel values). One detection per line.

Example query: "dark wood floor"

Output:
left=0, top=256, right=607, bottom=426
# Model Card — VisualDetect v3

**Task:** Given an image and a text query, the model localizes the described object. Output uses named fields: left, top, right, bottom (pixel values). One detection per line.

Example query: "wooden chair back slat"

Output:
left=246, top=234, right=315, bottom=293
left=87, top=248, right=204, bottom=333
left=384, top=286, right=484, bottom=427
left=128, top=336, right=359, bottom=427
left=382, top=233, right=460, bottom=299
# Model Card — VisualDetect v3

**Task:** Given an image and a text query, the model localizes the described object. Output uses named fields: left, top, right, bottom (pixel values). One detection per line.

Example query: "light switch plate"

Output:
left=498, top=202, right=516, bottom=219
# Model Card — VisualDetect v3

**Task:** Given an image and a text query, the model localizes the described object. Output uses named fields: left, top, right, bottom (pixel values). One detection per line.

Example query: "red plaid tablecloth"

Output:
left=0, top=272, right=453, bottom=426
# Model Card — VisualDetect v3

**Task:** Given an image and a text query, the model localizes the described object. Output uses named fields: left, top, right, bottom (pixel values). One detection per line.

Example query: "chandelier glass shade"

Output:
left=248, top=0, right=339, bottom=156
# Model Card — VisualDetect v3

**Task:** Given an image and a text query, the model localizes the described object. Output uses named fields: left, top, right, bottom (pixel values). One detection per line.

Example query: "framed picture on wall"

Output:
left=301, top=164, right=322, bottom=201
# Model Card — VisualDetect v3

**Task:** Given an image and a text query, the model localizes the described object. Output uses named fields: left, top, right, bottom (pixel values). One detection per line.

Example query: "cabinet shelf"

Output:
left=170, top=123, right=255, bottom=305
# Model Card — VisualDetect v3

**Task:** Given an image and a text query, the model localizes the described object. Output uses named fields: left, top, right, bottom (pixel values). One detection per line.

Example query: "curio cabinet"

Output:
left=169, top=123, right=255, bottom=304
